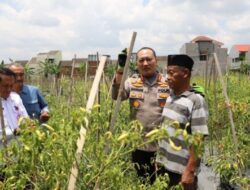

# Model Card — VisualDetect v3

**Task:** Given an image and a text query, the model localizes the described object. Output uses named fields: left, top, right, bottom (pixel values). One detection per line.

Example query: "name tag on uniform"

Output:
left=157, top=88, right=169, bottom=99
left=129, top=91, right=144, bottom=99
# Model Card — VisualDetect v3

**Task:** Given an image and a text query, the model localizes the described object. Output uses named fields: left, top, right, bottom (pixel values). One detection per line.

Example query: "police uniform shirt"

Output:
left=112, top=73, right=169, bottom=151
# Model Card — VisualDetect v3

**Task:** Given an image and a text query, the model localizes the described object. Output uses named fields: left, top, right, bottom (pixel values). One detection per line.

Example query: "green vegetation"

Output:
left=0, top=71, right=250, bottom=189
left=205, top=72, right=250, bottom=188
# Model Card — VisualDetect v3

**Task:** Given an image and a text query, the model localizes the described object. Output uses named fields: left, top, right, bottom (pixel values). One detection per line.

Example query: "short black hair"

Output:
left=136, top=47, right=157, bottom=60
left=0, top=67, right=16, bottom=82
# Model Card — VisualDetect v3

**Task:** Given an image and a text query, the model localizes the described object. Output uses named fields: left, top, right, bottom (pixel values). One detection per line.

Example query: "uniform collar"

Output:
left=141, top=72, right=161, bottom=86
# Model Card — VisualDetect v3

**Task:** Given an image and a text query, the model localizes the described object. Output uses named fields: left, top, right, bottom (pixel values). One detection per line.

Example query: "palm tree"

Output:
left=0, top=60, right=4, bottom=69
left=104, top=63, right=116, bottom=79
left=39, top=59, right=60, bottom=78
left=24, top=64, right=35, bottom=80
left=79, top=62, right=86, bottom=76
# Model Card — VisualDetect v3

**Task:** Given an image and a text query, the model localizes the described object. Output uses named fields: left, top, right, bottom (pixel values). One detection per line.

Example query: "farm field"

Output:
left=0, top=70, right=250, bottom=189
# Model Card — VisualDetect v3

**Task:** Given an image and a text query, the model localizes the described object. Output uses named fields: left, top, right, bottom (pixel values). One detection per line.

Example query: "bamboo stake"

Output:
left=67, top=56, right=107, bottom=190
left=84, top=61, right=89, bottom=102
left=95, top=33, right=136, bottom=189
left=96, top=52, right=101, bottom=113
left=84, top=61, right=88, bottom=83
left=59, top=74, right=64, bottom=96
left=68, top=54, right=76, bottom=106
left=207, top=55, right=215, bottom=89
left=85, top=56, right=107, bottom=110
left=102, top=72, right=110, bottom=100
left=0, top=97, right=7, bottom=149
left=205, top=53, right=209, bottom=93
left=213, top=53, right=242, bottom=177
left=210, top=59, right=218, bottom=156
left=109, top=32, right=137, bottom=132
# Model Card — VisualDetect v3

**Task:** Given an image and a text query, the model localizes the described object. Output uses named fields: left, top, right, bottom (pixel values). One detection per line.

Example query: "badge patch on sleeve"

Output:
left=159, top=101, right=166, bottom=108
left=159, top=93, right=169, bottom=98
left=132, top=100, right=140, bottom=108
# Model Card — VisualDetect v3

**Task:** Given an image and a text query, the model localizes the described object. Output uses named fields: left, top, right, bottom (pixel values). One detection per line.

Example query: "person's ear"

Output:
left=183, top=68, right=190, bottom=78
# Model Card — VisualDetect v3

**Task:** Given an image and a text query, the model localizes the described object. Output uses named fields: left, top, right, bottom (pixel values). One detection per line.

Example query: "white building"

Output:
left=180, top=36, right=228, bottom=75
left=229, top=44, right=250, bottom=70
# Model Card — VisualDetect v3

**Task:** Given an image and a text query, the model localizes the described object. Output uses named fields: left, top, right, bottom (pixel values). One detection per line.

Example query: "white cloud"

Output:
left=0, top=0, right=250, bottom=62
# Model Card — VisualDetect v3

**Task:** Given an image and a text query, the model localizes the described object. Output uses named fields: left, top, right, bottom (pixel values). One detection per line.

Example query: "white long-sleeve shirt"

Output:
left=0, top=92, right=29, bottom=140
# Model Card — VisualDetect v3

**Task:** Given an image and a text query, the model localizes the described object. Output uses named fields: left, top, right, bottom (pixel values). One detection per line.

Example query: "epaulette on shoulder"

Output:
left=130, top=74, right=143, bottom=87
left=157, top=81, right=168, bottom=87
left=130, top=73, right=140, bottom=78
left=129, top=73, right=139, bottom=83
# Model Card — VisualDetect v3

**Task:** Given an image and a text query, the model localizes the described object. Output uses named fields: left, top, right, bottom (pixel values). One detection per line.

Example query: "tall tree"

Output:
left=0, top=60, right=4, bottom=69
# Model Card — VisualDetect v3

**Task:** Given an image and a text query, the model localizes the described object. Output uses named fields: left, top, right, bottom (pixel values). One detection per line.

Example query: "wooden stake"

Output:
left=210, top=59, right=218, bottom=156
left=67, top=56, right=107, bottom=190
left=0, top=97, right=7, bottom=149
left=207, top=55, right=215, bottom=89
left=96, top=52, right=101, bottom=113
left=109, top=32, right=137, bottom=132
left=68, top=54, right=76, bottom=106
left=205, top=53, right=209, bottom=93
left=213, top=53, right=242, bottom=177
left=86, top=56, right=107, bottom=110
left=84, top=60, right=89, bottom=102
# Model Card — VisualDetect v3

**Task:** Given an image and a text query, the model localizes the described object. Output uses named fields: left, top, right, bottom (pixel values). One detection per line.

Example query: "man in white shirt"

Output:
left=0, top=68, right=28, bottom=145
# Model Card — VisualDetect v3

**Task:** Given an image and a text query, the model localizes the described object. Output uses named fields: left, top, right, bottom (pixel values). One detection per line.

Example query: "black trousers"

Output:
left=131, top=149, right=156, bottom=184
left=157, top=166, right=198, bottom=190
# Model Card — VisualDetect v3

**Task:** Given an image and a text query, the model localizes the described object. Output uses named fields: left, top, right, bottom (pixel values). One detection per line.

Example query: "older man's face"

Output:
left=166, top=65, right=187, bottom=91
left=137, top=49, right=157, bottom=77
left=9, top=66, right=24, bottom=93
left=0, top=75, right=15, bottom=99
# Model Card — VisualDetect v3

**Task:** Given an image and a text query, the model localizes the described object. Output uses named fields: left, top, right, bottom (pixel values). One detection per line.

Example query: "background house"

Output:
left=59, top=55, right=112, bottom=78
left=13, top=60, right=29, bottom=67
left=28, top=50, right=62, bottom=74
left=180, top=36, right=228, bottom=75
left=157, top=56, right=167, bottom=74
left=59, top=58, right=88, bottom=77
left=229, top=44, right=250, bottom=70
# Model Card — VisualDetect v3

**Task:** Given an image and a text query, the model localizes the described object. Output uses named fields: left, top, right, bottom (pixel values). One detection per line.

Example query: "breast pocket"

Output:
left=12, top=105, right=20, bottom=118
left=25, top=99, right=40, bottom=118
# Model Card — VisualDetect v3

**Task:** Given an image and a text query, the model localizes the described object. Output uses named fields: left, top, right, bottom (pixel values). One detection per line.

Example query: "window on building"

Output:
left=239, top=52, right=246, bottom=61
left=200, top=54, right=207, bottom=61
left=199, top=51, right=208, bottom=61
left=47, top=58, right=54, bottom=64
left=235, top=57, right=240, bottom=62
left=88, top=55, right=97, bottom=61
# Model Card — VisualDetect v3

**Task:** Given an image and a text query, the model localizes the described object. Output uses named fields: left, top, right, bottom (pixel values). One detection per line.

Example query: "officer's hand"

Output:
left=192, top=83, right=205, bottom=97
left=40, top=112, right=50, bottom=123
left=117, top=48, right=127, bottom=68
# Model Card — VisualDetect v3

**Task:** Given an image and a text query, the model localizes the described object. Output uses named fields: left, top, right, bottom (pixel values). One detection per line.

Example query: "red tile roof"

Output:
left=191, top=35, right=224, bottom=46
left=233, top=44, right=250, bottom=52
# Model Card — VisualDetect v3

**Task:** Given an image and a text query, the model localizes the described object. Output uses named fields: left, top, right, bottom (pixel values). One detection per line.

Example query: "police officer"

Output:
left=112, top=47, right=169, bottom=184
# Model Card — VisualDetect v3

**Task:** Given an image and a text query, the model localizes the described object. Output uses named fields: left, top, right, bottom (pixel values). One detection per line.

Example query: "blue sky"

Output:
left=0, top=0, right=250, bottom=62
left=143, top=0, right=150, bottom=6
